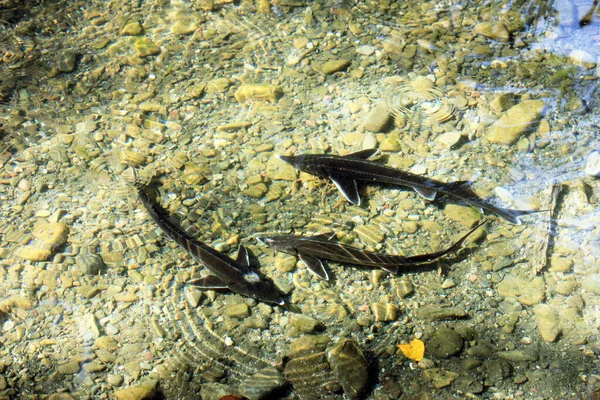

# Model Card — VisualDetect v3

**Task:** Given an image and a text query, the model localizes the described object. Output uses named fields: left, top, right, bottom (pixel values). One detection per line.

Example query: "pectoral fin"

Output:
left=328, top=171, right=361, bottom=205
left=299, top=253, right=329, bottom=281
left=187, top=275, right=229, bottom=289
left=414, top=186, right=438, bottom=201
left=380, top=265, right=399, bottom=274
left=312, top=231, right=337, bottom=241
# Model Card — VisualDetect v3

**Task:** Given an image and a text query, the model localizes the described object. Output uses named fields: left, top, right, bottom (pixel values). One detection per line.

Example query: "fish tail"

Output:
left=451, top=220, right=488, bottom=250
left=494, top=207, right=548, bottom=225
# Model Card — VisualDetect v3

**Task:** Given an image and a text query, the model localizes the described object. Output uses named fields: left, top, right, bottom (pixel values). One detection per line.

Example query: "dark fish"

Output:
left=258, top=221, right=486, bottom=280
left=278, top=150, right=540, bottom=225
left=138, top=185, right=285, bottom=305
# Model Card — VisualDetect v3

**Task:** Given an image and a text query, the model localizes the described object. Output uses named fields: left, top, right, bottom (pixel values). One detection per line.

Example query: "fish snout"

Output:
left=276, top=154, right=294, bottom=165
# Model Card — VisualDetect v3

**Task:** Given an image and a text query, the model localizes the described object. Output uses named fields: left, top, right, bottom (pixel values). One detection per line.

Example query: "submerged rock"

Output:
left=238, top=366, right=289, bottom=400
left=473, top=21, right=510, bottom=41
left=425, top=327, right=463, bottom=358
left=533, top=304, right=561, bottom=342
left=485, top=100, right=546, bottom=145
left=360, top=103, right=391, bottom=133
left=497, top=275, right=545, bottom=306
left=326, top=338, right=369, bottom=400
left=283, top=351, right=340, bottom=398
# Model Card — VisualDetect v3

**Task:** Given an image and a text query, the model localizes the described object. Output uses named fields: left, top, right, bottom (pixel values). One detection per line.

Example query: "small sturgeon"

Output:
left=138, top=185, right=285, bottom=305
left=279, top=150, right=541, bottom=224
left=259, top=221, right=485, bottom=280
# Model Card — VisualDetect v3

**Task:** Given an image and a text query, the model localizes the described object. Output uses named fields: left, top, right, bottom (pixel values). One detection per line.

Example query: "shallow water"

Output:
left=0, top=0, right=599, bottom=399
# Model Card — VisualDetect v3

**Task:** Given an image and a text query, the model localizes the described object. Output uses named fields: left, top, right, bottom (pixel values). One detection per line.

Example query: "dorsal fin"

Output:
left=345, top=149, right=377, bottom=160
left=443, top=180, right=477, bottom=197
left=236, top=245, right=251, bottom=267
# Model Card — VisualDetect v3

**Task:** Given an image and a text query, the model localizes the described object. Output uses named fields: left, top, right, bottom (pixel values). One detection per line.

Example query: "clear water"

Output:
left=0, top=0, right=599, bottom=399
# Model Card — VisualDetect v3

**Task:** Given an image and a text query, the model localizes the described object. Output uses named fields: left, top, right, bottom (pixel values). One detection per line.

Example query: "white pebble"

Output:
left=409, top=165, right=427, bottom=175
left=356, top=45, right=375, bottom=56
left=584, top=151, right=600, bottom=177
left=494, top=186, right=513, bottom=203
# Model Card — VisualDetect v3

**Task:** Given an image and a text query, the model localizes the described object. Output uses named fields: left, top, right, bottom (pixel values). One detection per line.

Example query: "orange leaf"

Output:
left=397, top=338, right=425, bottom=362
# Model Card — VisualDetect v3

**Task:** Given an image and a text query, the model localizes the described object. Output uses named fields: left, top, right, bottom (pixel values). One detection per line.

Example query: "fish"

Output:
left=278, top=150, right=541, bottom=225
left=258, top=221, right=486, bottom=280
left=138, top=185, right=285, bottom=305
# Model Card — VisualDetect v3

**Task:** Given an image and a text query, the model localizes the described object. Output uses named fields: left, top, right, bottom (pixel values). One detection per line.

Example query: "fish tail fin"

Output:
left=495, top=207, right=549, bottom=225
left=452, top=220, right=488, bottom=250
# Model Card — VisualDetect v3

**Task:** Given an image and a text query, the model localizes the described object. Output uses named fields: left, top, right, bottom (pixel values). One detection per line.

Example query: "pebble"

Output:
left=326, top=338, right=369, bottom=399
left=266, top=156, right=297, bottom=181
left=490, top=93, right=518, bottom=114
left=238, top=366, right=289, bottom=400
left=75, top=254, right=105, bottom=275
left=435, top=131, right=462, bottom=148
left=290, top=314, right=323, bottom=333
left=467, top=344, right=494, bottom=358
left=426, top=327, right=463, bottom=358
left=185, top=288, right=203, bottom=308
left=486, top=241, right=516, bottom=258
left=322, top=59, right=351, bottom=74
left=33, top=220, right=69, bottom=246
left=362, top=132, right=378, bottom=149
left=79, top=313, right=101, bottom=339
left=423, top=368, right=459, bottom=388
left=360, top=103, right=391, bottom=133
left=533, top=304, right=561, bottom=342
left=473, top=21, right=510, bottom=41
left=441, top=278, right=456, bottom=289
left=485, top=100, right=546, bottom=145
left=548, top=256, right=573, bottom=273
left=396, top=278, right=414, bottom=298
left=356, top=45, right=375, bottom=56
left=497, top=275, right=545, bottom=306
left=225, top=303, right=250, bottom=318
left=416, top=305, right=468, bottom=320
left=496, top=349, right=538, bottom=362
left=83, top=361, right=106, bottom=373
left=453, top=376, right=484, bottom=394
left=371, top=303, right=399, bottom=322
left=14, top=246, right=52, bottom=261
left=582, top=274, right=600, bottom=295
left=96, top=336, right=119, bottom=351
left=569, top=49, right=595, bottom=67
left=56, top=49, right=78, bottom=73
left=171, top=19, right=198, bottom=35
left=133, top=38, right=160, bottom=57
left=402, top=221, right=419, bottom=234
left=113, top=380, right=158, bottom=400
left=443, top=204, right=481, bottom=228
left=122, top=21, right=143, bottom=36
left=482, top=359, right=513, bottom=386
left=235, top=84, right=281, bottom=103
left=354, top=224, right=385, bottom=246
left=379, top=136, right=401, bottom=152
left=244, top=183, right=268, bottom=199
left=584, top=151, right=600, bottom=177
left=57, top=361, right=80, bottom=375
left=107, top=374, right=125, bottom=387
left=555, top=280, right=579, bottom=296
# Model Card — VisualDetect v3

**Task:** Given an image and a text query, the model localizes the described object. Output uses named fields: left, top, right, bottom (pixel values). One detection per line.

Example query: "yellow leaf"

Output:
left=398, top=338, right=425, bottom=362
